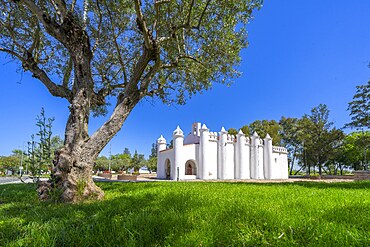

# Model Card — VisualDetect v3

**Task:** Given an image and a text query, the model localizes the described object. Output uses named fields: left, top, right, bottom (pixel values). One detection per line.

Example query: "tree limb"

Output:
left=134, top=0, right=151, bottom=49
left=197, top=0, right=212, bottom=29
left=0, top=47, right=23, bottom=60
left=92, top=0, right=103, bottom=54
left=187, top=0, right=195, bottom=26
left=105, top=3, right=127, bottom=85
left=24, top=51, right=72, bottom=101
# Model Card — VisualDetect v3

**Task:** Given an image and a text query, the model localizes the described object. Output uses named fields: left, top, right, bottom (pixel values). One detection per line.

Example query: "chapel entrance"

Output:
left=165, top=159, right=171, bottom=179
left=185, top=160, right=197, bottom=175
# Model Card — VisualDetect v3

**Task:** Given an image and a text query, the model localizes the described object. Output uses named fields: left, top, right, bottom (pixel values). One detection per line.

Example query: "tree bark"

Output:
left=38, top=89, right=104, bottom=202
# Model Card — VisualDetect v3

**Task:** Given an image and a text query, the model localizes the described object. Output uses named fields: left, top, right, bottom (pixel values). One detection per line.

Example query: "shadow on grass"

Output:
left=0, top=182, right=203, bottom=246
left=1, top=181, right=369, bottom=246
left=219, top=180, right=370, bottom=190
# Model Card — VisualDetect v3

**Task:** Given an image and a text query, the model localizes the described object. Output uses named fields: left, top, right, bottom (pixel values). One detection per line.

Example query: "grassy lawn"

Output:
left=0, top=181, right=369, bottom=246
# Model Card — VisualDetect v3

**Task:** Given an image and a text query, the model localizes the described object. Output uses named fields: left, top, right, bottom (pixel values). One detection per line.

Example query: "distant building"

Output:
left=128, top=166, right=150, bottom=174
left=157, top=123, right=288, bottom=180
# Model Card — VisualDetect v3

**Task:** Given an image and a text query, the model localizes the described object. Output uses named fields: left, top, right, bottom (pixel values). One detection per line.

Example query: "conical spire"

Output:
left=173, top=125, right=184, bottom=136
left=157, top=135, right=166, bottom=143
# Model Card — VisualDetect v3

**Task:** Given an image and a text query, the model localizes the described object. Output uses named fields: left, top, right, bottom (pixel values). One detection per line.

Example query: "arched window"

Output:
left=185, top=160, right=197, bottom=175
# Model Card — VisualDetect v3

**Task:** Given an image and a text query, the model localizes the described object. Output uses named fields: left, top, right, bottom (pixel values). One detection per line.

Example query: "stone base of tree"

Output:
left=353, top=171, right=370, bottom=180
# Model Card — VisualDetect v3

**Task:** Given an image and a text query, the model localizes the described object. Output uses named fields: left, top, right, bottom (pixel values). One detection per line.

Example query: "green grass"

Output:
left=0, top=181, right=369, bottom=246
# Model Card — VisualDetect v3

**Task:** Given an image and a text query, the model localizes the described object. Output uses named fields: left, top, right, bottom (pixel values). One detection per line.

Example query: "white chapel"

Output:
left=157, top=122, right=289, bottom=180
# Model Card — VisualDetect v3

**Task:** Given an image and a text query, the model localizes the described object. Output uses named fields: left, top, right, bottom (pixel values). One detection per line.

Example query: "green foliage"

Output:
left=0, top=154, right=20, bottom=174
left=240, top=125, right=250, bottom=136
left=130, top=150, right=146, bottom=172
left=227, top=128, right=238, bottom=136
left=1, top=181, right=369, bottom=246
left=0, top=0, right=263, bottom=112
left=123, top=148, right=131, bottom=157
left=299, top=104, right=345, bottom=175
left=94, top=149, right=146, bottom=172
left=76, top=179, right=88, bottom=199
left=249, top=120, right=281, bottom=145
left=24, top=108, right=56, bottom=180
left=336, top=131, right=370, bottom=171
left=149, top=143, right=157, bottom=158
left=147, top=156, right=157, bottom=172
left=94, top=156, right=110, bottom=171
left=279, top=117, right=300, bottom=175
left=346, top=80, right=370, bottom=130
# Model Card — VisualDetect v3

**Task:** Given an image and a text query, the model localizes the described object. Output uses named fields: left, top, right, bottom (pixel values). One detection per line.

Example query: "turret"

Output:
left=218, top=127, right=228, bottom=179
left=172, top=126, right=184, bottom=180
left=250, top=131, right=260, bottom=179
left=263, top=133, right=273, bottom=179
left=199, top=124, right=210, bottom=179
left=236, top=129, right=250, bottom=179
left=157, top=135, right=167, bottom=156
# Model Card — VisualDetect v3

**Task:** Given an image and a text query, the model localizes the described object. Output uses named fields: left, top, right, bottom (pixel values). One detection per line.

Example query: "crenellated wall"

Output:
left=157, top=122, right=289, bottom=180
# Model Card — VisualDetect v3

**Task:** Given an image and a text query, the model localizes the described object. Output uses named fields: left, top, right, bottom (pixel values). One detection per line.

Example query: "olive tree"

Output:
left=0, top=0, right=262, bottom=202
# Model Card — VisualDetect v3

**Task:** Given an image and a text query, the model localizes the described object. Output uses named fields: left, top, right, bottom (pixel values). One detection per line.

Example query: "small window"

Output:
left=275, top=158, right=277, bottom=163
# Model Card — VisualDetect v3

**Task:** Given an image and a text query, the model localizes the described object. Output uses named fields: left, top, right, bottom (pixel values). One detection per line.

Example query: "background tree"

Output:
left=336, top=131, right=370, bottom=171
left=24, top=108, right=55, bottom=182
left=146, top=157, right=157, bottom=172
left=346, top=80, right=370, bottom=170
left=227, top=128, right=238, bottom=136
left=147, top=142, right=158, bottom=172
left=298, top=104, right=344, bottom=176
left=123, top=148, right=131, bottom=157
left=130, top=150, right=146, bottom=172
left=240, top=125, right=250, bottom=136
left=0, top=151, right=21, bottom=175
left=346, top=80, right=370, bottom=130
left=249, top=120, right=281, bottom=145
left=50, top=136, right=64, bottom=154
left=112, top=153, right=132, bottom=171
left=279, top=117, right=300, bottom=175
left=0, top=0, right=262, bottom=202
left=94, top=156, right=110, bottom=172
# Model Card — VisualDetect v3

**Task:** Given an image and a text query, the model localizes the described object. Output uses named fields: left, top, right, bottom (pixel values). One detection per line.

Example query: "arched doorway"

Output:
left=185, top=160, right=197, bottom=175
left=165, top=159, right=171, bottom=179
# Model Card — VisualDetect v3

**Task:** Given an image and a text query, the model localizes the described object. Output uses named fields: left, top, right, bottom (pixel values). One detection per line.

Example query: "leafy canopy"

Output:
left=0, top=0, right=263, bottom=114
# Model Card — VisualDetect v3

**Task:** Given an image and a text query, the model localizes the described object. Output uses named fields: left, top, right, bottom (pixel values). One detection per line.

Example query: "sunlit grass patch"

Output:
left=0, top=181, right=369, bottom=246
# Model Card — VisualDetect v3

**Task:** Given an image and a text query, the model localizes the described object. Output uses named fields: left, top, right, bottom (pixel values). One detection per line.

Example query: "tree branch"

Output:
left=197, top=0, right=212, bottom=29
left=23, top=51, right=72, bottom=101
left=187, top=0, right=195, bottom=26
left=134, top=0, right=151, bottom=49
left=140, top=60, right=161, bottom=96
left=92, top=0, right=103, bottom=54
left=0, top=47, right=23, bottom=60
left=105, top=3, right=127, bottom=85
left=50, top=0, right=67, bottom=20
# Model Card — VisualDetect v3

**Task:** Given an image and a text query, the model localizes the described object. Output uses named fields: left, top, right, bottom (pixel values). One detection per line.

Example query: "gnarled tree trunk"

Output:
left=38, top=85, right=141, bottom=202
left=38, top=89, right=103, bottom=202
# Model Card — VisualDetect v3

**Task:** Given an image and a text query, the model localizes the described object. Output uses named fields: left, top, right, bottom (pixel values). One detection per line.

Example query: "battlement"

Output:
left=272, top=146, right=288, bottom=154
left=157, top=122, right=289, bottom=180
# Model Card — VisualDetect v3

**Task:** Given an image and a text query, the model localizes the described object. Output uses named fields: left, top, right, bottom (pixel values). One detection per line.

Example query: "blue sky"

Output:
left=0, top=0, right=369, bottom=157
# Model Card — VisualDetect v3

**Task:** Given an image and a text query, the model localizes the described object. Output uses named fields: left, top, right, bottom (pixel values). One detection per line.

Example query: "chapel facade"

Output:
left=157, top=122, right=289, bottom=180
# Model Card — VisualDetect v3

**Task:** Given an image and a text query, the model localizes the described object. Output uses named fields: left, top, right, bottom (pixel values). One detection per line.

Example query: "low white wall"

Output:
left=157, top=149, right=174, bottom=179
